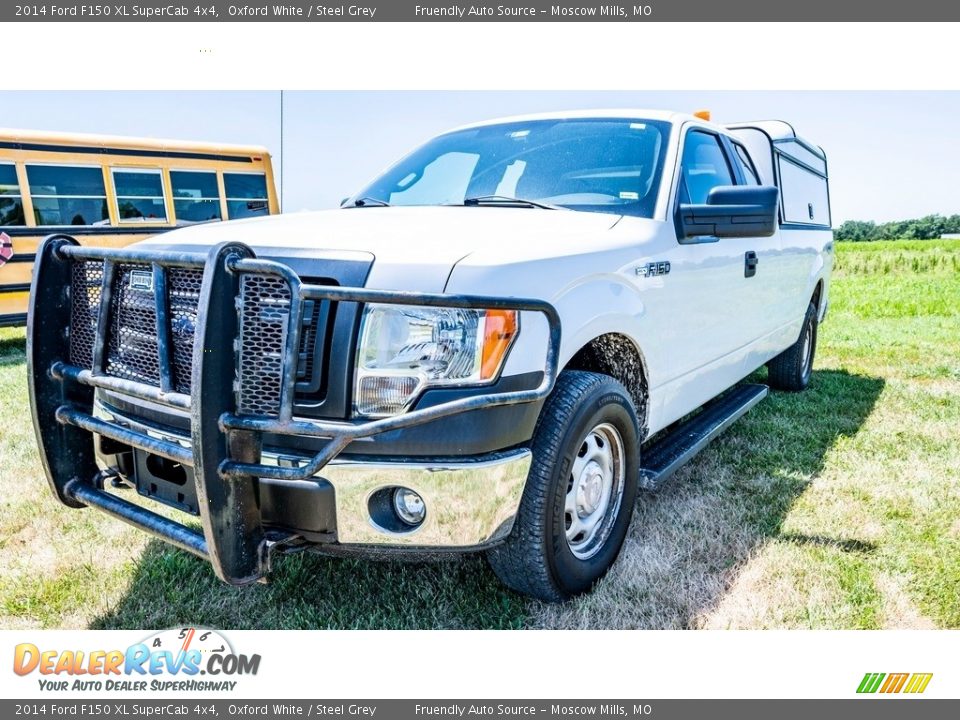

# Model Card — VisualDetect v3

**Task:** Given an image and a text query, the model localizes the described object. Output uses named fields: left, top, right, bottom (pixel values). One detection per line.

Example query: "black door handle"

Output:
left=744, top=251, right=758, bottom=278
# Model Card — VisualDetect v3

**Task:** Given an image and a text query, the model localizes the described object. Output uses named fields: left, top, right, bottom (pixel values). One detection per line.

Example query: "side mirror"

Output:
left=340, top=197, right=351, bottom=207
left=677, top=185, right=779, bottom=242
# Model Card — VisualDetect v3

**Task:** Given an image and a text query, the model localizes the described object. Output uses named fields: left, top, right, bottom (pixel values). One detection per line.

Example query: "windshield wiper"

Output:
left=463, top=195, right=561, bottom=210
left=352, top=197, right=390, bottom=207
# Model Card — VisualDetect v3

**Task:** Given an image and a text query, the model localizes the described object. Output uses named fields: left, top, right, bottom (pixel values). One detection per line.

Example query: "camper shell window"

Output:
left=774, top=139, right=830, bottom=227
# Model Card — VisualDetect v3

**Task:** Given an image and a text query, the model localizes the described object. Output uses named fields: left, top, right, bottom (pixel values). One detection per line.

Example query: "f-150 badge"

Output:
left=636, top=261, right=671, bottom=277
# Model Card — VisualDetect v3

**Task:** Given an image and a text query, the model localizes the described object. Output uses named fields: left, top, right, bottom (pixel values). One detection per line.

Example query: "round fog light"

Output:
left=393, top=487, right=426, bottom=526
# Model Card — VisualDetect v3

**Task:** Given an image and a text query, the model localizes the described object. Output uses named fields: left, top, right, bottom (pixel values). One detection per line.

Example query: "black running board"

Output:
left=639, top=383, right=768, bottom=491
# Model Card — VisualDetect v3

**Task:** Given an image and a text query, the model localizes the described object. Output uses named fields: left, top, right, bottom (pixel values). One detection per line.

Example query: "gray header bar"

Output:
left=3, top=700, right=959, bottom=719
left=6, top=1, right=960, bottom=22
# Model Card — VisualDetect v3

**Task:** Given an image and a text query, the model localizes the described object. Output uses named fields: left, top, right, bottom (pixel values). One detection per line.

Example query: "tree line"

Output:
left=835, top=214, right=960, bottom=241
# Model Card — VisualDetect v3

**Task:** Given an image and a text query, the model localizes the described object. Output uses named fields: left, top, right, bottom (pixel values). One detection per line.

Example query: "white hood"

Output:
left=138, top=206, right=627, bottom=292
left=142, top=206, right=619, bottom=263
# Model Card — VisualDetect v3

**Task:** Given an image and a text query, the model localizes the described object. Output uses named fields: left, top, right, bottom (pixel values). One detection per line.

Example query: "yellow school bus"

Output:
left=0, top=129, right=279, bottom=326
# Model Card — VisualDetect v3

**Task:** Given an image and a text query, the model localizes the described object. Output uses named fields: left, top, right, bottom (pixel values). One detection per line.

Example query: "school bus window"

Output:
left=0, top=164, right=25, bottom=226
left=224, top=172, right=269, bottom=219
left=112, top=168, right=168, bottom=223
left=170, top=170, right=222, bottom=224
left=26, top=164, right=110, bottom=226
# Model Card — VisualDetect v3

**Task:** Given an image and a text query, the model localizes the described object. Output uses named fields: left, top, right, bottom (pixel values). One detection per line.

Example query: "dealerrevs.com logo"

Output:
left=13, top=628, right=261, bottom=692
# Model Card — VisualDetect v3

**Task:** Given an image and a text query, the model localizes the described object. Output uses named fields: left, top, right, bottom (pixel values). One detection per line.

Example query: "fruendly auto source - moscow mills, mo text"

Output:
left=413, top=5, right=652, bottom=17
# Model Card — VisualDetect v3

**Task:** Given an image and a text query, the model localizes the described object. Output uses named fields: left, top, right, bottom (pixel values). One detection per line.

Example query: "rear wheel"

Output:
left=487, top=371, right=639, bottom=602
left=767, top=301, right=818, bottom=391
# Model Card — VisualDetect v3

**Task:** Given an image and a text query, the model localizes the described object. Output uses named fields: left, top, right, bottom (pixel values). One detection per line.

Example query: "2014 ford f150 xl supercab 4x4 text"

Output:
left=27, top=110, right=833, bottom=601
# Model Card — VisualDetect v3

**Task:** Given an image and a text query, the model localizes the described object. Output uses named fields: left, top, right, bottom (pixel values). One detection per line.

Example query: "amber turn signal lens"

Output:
left=480, top=310, right=519, bottom=380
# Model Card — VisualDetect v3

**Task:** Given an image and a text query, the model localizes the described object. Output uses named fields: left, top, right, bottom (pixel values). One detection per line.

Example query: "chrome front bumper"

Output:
left=321, top=452, right=531, bottom=547
left=95, top=402, right=531, bottom=549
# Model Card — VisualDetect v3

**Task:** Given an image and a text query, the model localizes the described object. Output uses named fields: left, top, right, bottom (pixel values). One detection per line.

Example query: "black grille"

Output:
left=168, top=268, right=204, bottom=394
left=106, top=264, right=161, bottom=385
left=69, top=261, right=103, bottom=369
left=67, top=260, right=325, bottom=415
left=298, top=300, right=320, bottom=385
left=237, top=273, right=290, bottom=416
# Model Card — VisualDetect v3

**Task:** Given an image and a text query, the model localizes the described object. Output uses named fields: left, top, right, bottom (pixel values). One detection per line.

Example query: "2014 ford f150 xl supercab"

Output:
left=27, top=110, right=833, bottom=601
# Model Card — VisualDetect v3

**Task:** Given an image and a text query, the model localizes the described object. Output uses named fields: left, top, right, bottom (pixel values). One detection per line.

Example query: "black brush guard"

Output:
left=27, top=235, right=561, bottom=585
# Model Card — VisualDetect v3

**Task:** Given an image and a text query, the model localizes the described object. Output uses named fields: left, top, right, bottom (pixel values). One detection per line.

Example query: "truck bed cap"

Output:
left=725, top=119, right=826, bottom=160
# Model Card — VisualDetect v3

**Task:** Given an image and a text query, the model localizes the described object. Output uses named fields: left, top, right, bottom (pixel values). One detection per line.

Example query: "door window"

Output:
left=733, top=143, right=761, bottom=185
left=679, top=131, right=734, bottom=204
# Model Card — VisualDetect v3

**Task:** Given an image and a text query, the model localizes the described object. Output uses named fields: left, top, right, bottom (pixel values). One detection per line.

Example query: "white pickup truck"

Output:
left=27, top=110, right=833, bottom=601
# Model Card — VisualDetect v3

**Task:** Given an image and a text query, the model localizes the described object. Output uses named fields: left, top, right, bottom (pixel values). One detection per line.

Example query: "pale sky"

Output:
left=3, top=91, right=958, bottom=223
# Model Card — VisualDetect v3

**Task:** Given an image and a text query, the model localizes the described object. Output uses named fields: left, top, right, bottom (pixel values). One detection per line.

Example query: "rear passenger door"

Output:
left=726, top=138, right=787, bottom=341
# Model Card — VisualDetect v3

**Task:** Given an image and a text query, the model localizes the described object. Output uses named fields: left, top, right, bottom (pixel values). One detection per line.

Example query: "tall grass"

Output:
left=835, top=239, right=960, bottom=276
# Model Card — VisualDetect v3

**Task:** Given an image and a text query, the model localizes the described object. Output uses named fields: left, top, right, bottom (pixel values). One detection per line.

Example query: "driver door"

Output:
left=631, top=127, right=776, bottom=427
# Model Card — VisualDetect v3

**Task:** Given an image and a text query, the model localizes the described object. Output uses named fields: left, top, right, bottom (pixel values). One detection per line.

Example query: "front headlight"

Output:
left=354, top=304, right=519, bottom=417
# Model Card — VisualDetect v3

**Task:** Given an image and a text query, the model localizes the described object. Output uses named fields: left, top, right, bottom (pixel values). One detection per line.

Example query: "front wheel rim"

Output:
left=563, top=422, right=626, bottom=560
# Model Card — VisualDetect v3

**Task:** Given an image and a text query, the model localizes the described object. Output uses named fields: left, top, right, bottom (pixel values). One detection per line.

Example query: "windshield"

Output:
left=351, top=118, right=672, bottom=217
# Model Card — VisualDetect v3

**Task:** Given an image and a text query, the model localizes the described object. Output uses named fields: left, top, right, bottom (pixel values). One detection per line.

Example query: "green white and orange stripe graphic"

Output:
left=857, top=672, right=933, bottom=694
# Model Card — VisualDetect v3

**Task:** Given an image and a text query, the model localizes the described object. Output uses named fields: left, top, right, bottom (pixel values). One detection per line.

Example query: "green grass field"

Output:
left=1, top=238, right=957, bottom=629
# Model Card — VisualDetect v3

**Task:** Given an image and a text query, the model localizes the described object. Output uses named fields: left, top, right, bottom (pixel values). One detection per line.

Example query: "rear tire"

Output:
left=487, top=370, right=640, bottom=602
left=767, top=302, right=818, bottom=392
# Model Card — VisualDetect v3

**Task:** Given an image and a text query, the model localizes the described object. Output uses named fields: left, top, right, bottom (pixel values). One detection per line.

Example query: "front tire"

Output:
left=487, top=371, right=640, bottom=602
left=767, top=301, right=818, bottom=391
